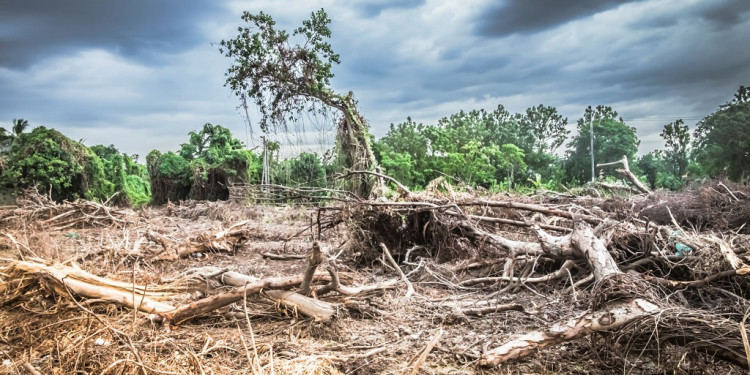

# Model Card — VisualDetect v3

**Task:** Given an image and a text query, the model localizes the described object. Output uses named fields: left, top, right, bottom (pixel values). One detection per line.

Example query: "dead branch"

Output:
left=403, top=328, right=443, bottom=375
left=461, top=302, right=525, bottom=316
left=145, top=220, right=250, bottom=260
left=380, top=243, right=415, bottom=298
left=460, top=260, right=576, bottom=286
left=261, top=252, right=306, bottom=260
left=162, top=273, right=333, bottom=324
left=316, top=265, right=400, bottom=296
left=6, top=260, right=177, bottom=313
left=597, top=155, right=652, bottom=195
left=336, top=170, right=412, bottom=198
left=299, top=241, right=323, bottom=295
left=480, top=298, right=661, bottom=366
left=263, top=289, right=336, bottom=323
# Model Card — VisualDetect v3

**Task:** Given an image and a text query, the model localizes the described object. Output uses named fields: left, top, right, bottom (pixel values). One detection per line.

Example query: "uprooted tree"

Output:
left=219, top=9, right=376, bottom=197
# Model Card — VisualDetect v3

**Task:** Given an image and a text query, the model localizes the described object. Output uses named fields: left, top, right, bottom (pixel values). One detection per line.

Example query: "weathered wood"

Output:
left=11, top=261, right=176, bottom=314
left=263, top=289, right=336, bottom=323
left=146, top=220, right=250, bottom=260
left=597, top=155, right=652, bottom=195
left=480, top=298, right=660, bottom=366
left=163, top=273, right=332, bottom=324
left=299, top=241, right=324, bottom=295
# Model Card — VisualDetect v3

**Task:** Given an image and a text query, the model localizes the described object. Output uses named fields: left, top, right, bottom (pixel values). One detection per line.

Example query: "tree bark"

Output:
left=480, top=298, right=660, bottom=366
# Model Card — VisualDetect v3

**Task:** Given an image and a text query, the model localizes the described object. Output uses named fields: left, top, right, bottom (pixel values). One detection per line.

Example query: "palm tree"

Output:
left=11, top=119, right=28, bottom=141
left=0, top=127, right=9, bottom=148
left=1, top=119, right=29, bottom=148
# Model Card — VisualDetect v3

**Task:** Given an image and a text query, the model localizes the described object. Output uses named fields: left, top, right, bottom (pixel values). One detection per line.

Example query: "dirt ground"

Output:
left=1, top=187, right=748, bottom=374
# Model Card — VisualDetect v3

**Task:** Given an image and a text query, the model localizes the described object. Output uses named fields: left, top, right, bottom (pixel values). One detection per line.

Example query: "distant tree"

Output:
left=373, top=117, right=431, bottom=188
left=660, top=119, right=690, bottom=178
left=220, top=9, right=375, bottom=196
left=518, top=105, right=569, bottom=155
left=289, top=152, right=326, bottom=187
left=0, top=127, right=110, bottom=201
left=149, top=124, right=260, bottom=203
left=0, top=118, right=30, bottom=148
left=565, top=106, right=639, bottom=184
left=91, top=144, right=151, bottom=207
left=636, top=151, right=681, bottom=190
left=498, top=144, right=526, bottom=190
left=693, top=85, right=750, bottom=181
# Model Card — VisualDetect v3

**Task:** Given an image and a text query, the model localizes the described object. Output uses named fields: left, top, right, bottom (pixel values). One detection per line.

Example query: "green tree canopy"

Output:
left=0, top=118, right=30, bottom=148
left=565, top=106, right=639, bottom=184
left=0, top=126, right=110, bottom=201
left=660, top=119, right=690, bottom=179
left=148, top=123, right=261, bottom=204
left=220, top=9, right=375, bottom=196
left=693, top=85, right=750, bottom=181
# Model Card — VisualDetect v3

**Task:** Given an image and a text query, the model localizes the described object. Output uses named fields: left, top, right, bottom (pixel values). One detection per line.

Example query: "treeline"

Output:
left=374, top=85, right=750, bottom=191
left=0, top=85, right=747, bottom=205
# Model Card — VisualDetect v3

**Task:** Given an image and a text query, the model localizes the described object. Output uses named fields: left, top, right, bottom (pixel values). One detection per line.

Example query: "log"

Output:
left=569, top=221, right=621, bottom=281
left=10, top=261, right=176, bottom=314
left=162, top=273, right=332, bottom=324
left=480, top=298, right=660, bottom=366
left=263, top=289, right=336, bottom=323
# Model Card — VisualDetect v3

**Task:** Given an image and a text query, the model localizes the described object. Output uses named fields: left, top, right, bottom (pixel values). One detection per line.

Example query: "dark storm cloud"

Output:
left=0, top=0, right=225, bottom=69
left=697, top=0, right=750, bottom=25
left=354, top=0, right=426, bottom=18
left=476, top=0, right=640, bottom=37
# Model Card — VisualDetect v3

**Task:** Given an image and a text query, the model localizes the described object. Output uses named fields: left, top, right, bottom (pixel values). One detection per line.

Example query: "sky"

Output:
left=1, top=0, right=748, bottom=159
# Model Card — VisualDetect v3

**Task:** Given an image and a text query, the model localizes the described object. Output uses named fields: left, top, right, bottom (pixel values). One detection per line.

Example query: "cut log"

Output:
left=8, top=261, right=176, bottom=314
left=162, top=273, right=332, bottom=324
left=263, top=289, right=336, bottom=323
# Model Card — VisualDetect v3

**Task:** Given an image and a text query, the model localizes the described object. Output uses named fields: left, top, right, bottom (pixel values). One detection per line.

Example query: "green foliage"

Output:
left=636, top=152, right=681, bottom=190
left=219, top=9, right=340, bottom=132
left=565, top=106, right=640, bottom=184
left=0, top=119, right=29, bottom=148
left=273, top=152, right=327, bottom=187
left=90, top=144, right=151, bottom=207
left=373, top=117, right=431, bottom=188
left=693, top=85, right=750, bottom=181
left=374, top=105, right=567, bottom=190
left=0, top=126, right=110, bottom=201
left=149, top=123, right=260, bottom=204
left=147, top=150, right=192, bottom=204
left=518, top=104, right=569, bottom=154
left=660, top=119, right=691, bottom=178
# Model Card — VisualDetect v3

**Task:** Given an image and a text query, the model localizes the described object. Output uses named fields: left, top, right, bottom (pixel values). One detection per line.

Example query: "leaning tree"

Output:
left=219, top=9, right=376, bottom=197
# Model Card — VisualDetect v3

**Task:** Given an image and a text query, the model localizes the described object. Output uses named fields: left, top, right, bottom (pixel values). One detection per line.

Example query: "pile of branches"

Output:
left=229, top=183, right=357, bottom=204
left=0, top=189, right=132, bottom=230
left=634, top=179, right=750, bottom=233
left=330, top=186, right=750, bottom=370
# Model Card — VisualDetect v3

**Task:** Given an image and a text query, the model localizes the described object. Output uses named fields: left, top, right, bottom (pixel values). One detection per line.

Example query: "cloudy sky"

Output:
left=1, top=0, right=748, bottom=158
